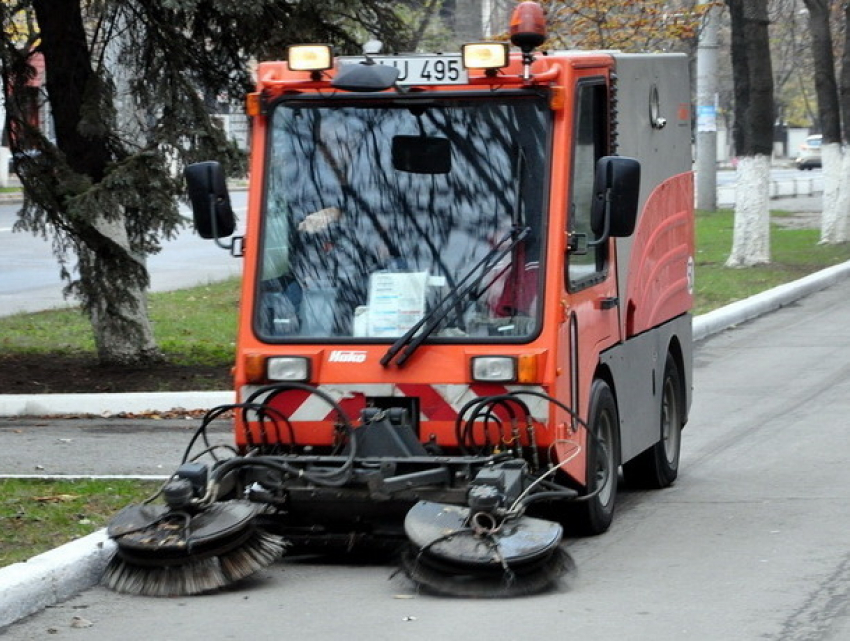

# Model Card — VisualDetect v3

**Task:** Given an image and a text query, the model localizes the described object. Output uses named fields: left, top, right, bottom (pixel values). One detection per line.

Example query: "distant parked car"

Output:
left=795, top=134, right=822, bottom=170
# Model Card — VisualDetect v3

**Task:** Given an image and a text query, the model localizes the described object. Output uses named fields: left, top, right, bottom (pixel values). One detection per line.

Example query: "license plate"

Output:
left=341, top=55, right=468, bottom=85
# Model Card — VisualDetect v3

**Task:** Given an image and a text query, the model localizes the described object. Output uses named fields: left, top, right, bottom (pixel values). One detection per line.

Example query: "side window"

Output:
left=567, top=80, right=608, bottom=290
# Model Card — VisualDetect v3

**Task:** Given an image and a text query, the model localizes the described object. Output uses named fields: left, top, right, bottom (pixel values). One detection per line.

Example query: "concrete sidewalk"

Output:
left=0, top=390, right=233, bottom=418
left=2, top=258, right=850, bottom=630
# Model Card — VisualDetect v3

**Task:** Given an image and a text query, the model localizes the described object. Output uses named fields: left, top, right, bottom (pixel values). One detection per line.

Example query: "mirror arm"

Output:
left=567, top=232, right=588, bottom=254
left=588, top=188, right=612, bottom=247
left=209, top=192, right=234, bottom=251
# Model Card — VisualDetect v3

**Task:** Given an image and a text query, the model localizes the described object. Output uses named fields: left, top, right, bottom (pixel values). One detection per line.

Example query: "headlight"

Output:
left=471, top=354, right=540, bottom=383
left=471, top=356, right=517, bottom=383
left=267, top=356, right=311, bottom=382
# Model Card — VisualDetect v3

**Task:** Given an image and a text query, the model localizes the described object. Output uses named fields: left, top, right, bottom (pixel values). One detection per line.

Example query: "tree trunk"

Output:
left=831, top=150, right=850, bottom=242
left=820, top=141, right=845, bottom=243
left=82, top=212, right=160, bottom=364
left=453, top=0, right=483, bottom=43
left=803, top=0, right=845, bottom=244
left=33, top=0, right=161, bottom=364
left=32, top=0, right=111, bottom=180
left=725, top=0, right=774, bottom=267
left=833, top=3, right=850, bottom=244
left=728, top=155, right=771, bottom=267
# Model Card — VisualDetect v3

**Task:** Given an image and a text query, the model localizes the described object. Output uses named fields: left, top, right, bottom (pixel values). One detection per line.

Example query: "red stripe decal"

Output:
left=469, top=383, right=515, bottom=421
left=266, top=388, right=312, bottom=416
left=396, top=384, right=457, bottom=421
left=333, top=393, right=368, bottom=421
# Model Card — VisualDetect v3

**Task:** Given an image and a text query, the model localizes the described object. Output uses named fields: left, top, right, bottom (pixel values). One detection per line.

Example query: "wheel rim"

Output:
left=594, top=410, right=615, bottom=505
left=661, top=375, right=681, bottom=465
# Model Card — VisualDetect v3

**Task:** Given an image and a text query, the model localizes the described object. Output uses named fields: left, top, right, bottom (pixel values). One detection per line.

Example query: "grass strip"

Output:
left=694, top=209, right=850, bottom=314
left=0, top=479, right=161, bottom=567
left=0, top=277, right=240, bottom=366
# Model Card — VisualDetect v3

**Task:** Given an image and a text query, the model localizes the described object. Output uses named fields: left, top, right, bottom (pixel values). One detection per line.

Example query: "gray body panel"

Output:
left=605, top=54, right=692, bottom=463
left=601, top=314, right=693, bottom=463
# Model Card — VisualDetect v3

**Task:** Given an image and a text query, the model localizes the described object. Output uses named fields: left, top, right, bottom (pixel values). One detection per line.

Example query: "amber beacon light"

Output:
left=510, top=2, right=548, bottom=50
left=510, top=1, right=548, bottom=80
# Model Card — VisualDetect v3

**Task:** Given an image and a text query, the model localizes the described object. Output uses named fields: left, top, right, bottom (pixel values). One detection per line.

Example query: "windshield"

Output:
left=256, top=95, right=549, bottom=342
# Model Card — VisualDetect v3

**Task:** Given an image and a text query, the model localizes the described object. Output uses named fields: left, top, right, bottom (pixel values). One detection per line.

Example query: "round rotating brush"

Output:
left=400, top=541, right=573, bottom=598
left=401, top=500, right=573, bottom=598
left=103, top=501, right=287, bottom=597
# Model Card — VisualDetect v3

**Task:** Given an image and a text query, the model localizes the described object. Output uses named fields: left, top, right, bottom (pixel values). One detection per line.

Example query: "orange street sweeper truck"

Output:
left=104, top=2, right=695, bottom=598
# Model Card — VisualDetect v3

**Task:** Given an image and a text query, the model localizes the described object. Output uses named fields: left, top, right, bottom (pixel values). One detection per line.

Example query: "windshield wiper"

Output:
left=380, top=225, right=530, bottom=369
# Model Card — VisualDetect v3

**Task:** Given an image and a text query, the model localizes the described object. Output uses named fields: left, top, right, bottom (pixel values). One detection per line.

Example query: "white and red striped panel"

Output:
left=240, top=383, right=550, bottom=423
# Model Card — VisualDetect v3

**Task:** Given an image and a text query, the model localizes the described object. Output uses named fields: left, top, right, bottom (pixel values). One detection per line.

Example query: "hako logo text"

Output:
left=328, top=350, right=367, bottom=363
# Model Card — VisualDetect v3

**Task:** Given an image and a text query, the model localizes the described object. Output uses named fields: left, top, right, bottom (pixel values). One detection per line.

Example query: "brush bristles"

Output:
left=103, top=555, right=228, bottom=597
left=400, top=544, right=573, bottom=598
left=220, top=530, right=288, bottom=583
left=103, top=529, right=287, bottom=597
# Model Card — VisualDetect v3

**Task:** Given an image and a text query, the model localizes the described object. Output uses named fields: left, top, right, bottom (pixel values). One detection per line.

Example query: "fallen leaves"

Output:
left=33, top=494, right=79, bottom=503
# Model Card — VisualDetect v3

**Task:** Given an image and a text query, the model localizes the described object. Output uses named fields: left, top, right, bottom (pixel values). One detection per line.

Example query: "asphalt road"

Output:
left=0, top=192, right=246, bottom=316
left=0, top=417, right=232, bottom=477
left=3, top=276, right=850, bottom=639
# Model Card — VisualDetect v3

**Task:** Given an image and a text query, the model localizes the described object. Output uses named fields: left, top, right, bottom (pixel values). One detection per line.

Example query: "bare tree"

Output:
left=725, top=0, right=774, bottom=267
left=541, top=0, right=708, bottom=53
left=769, top=0, right=816, bottom=130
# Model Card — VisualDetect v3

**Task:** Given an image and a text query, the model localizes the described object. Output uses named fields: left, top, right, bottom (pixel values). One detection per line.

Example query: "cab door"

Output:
left=561, top=77, right=621, bottom=441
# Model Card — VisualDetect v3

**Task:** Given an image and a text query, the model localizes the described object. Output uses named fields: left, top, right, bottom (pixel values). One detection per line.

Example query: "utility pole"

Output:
left=481, top=0, right=511, bottom=38
left=696, top=4, right=719, bottom=210
left=454, top=0, right=482, bottom=43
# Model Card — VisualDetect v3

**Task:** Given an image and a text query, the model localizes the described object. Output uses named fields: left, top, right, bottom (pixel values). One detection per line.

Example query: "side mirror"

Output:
left=184, top=161, right=236, bottom=240
left=590, top=156, right=641, bottom=243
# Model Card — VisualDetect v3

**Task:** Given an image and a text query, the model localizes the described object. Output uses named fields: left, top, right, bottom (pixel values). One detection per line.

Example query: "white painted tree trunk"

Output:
left=839, top=155, right=850, bottom=242
left=85, top=212, right=159, bottom=364
left=726, top=154, right=771, bottom=267
left=820, top=143, right=849, bottom=244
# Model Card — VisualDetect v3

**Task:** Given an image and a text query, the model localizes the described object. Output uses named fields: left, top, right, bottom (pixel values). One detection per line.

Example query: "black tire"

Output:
left=574, top=379, right=620, bottom=536
left=623, top=352, right=683, bottom=489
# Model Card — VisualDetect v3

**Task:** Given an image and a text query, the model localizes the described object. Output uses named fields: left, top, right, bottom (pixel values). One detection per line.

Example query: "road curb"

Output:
left=0, top=530, right=115, bottom=629
left=2, top=258, right=850, bottom=630
left=0, top=390, right=234, bottom=418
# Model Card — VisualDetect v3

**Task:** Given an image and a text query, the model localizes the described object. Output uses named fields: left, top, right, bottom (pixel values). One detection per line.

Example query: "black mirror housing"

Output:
left=331, top=62, right=400, bottom=92
left=590, top=156, right=641, bottom=239
left=184, top=161, right=236, bottom=239
left=392, top=135, right=452, bottom=174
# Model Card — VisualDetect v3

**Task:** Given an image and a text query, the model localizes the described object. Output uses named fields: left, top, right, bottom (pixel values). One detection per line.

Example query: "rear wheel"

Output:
left=574, top=379, right=620, bottom=535
left=624, top=352, right=683, bottom=489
